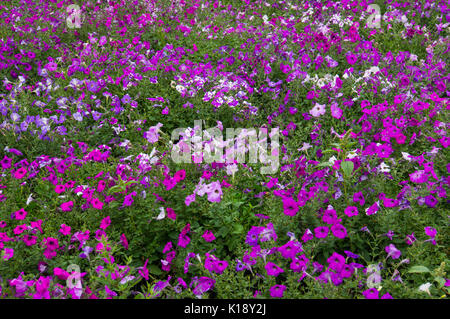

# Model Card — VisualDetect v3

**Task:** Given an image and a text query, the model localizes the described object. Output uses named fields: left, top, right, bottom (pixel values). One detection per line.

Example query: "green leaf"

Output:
left=107, top=185, right=123, bottom=195
left=148, top=264, right=163, bottom=275
left=316, top=162, right=332, bottom=168
left=109, top=201, right=119, bottom=209
left=232, top=201, right=244, bottom=208
left=135, top=293, right=145, bottom=299
left=408, top=265, right=431, bottom=273
left=232, top=224, right=244, bottom=234
left=341, top=161, right=354, bottom=177
left=343, top=129, right=353, bottom=139
left=217, top=226, right=228, bottom=237
left=434, top=277, right=446, bottom=288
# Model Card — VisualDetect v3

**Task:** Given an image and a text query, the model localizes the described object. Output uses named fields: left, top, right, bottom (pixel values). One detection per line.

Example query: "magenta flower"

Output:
left=119, top=233, right=129, bottom=250
left=45, top=62, right=57, bottom=72
left=290, top=255, right=309, bottom=272
left=424, top=227, right=437, bottom=245
left=353, top=192, right=365, bottom=206
left=13, top=167, right=27, bottom=179
left=177, top=234, right=190, bottom=248
left=331, top=223, right=347, bottom=239
left=301, top=53, right=311, bottom=64
left=59, top=224, right=71, bottom=236
left=162, top=242, right=173, bottom=254
left=31, top=220, right=43, bottom=233
left=27, top=51, right=36, bottom=59
left=33, top=276, right=51, bottom=299
left=192, top=277, right=215, bottom=297
left=13, top=224, right=27, bottom=235
left=405, top=233, right=416, bottom=245
left=330, top=102, right=343, bottom=119
left=60, top=201, right=74, bottom=212
left=377, top=143, right=393, bottom=158
left=53, top=267, right=70, bottom=280
left=163, top=176, right=176, bottom=191
left=280, top=63, right=291, bottom=74
left=100, top=216, right=111, bottom=230
left=246, top=226, right=264, bottom=246
left=424, top=195, right=438, bottom=208
left=362, top=288, right=379, bottom=299
left=278, top=240, right=302, bottom=259
left=174, top=169, right=186, bottom=182
left=91, top=198, right=104, bottom=210
left=327, top=252, right=346, bottom=271
left=265, top=262, right=284, bottom=276
left=23, top=234, right=37, bottom=246
left=1, top=156, right=12, bottom=170
left=14, top=208, right=27, bottom=220
left=166, top=207, right=177, bottom=220
left=2, top=247, right=14, bottom=261
left=104, top=285, right=117, bottom=299
left=424, top=227, right=437, bottom=238
left=322, top=208, right=338, bottom=224
left=202, top=230, right=216, bottom=242
left=212, top=260, right=228, bottom=274
left=260, top=222, right=277, bottom=242
left=54, top=184, right=66, bottom=194
left=399, top=77, right=410, bottom=87
left=301, top=229, right=314, bottom=242
left=383, top=198, right=399, bottom=208
left=344, top=206, right=358, bottom=217
left=138, top=259, right=149, bottom=280
left=314, top=226, right=329, bottom=239
left=365, top=201, right=379, bottom=216
left=282, top=197, right=299, bottom=216
left=346, top=53, right=358, bottom=65
left=270, top=284, right=286, bottom=298
left=384, top=230, right=395, bottom=240
left=385, top=244, right=401, bottom=259
left=9, top=276, right=27, bottom=297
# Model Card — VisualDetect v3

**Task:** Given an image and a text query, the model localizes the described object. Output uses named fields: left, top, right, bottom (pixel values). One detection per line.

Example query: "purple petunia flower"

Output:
left=362, top=288, right=379, bottom=299
left=121, top=94, right=131, bottom=104
left=385, top=244, right=401, bottom=259
left=424, top=227, right=437, bottom=245
left=424, top=195, right=438, bottom=208
left=270, top=284, right=286, bottom=298
left=192, top=277, right=215, bottom=297
left=314, top=226, right=329, bottom=239
left=353, top=192, right=365, bottom=206
left=282, top=197, right=299, bottom=216
left=331, top=223, right=347, bottom=239
left=265, top=262, right=284, bottom=276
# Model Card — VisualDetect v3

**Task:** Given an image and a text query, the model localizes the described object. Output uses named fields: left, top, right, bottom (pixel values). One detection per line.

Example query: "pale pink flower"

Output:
left=309, top=103, right=326, bottom=117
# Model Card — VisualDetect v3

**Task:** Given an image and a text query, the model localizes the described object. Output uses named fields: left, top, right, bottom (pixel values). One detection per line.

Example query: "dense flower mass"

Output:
left=0, top=0, right=448, bottom=300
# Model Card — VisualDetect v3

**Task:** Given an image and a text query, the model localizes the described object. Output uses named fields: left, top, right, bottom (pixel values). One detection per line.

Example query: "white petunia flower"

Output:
left=378, top=162, right=390, bottom=173
left=418, top=283, right=432, bottom=296
left=401, top=152, right=412, bottom=161
left=155, top=207, right=165, bottom=220
left=26, top=194, right=34, bottom=205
